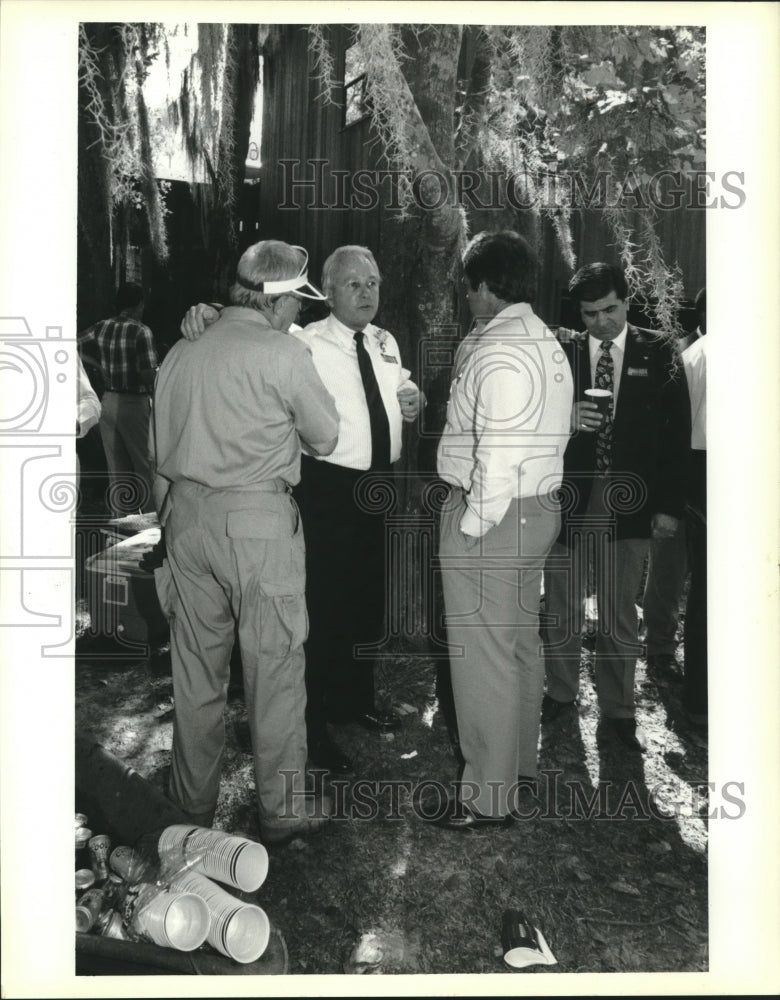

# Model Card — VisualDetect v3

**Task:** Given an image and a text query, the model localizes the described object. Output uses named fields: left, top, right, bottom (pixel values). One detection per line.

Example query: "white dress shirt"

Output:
left=294, top=313, right=413, bottom=470
left=76, top=355, right=101, bottom=437
left=682, top=336, right=706, bottom=450
left=588, top=325, right=628, bottom=408
left=437, top=302, right=574, bottom=536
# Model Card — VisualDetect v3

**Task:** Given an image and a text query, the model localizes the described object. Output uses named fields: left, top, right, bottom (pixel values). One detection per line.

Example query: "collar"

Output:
left=327, top=311, right=375, bottom=345
left=478, top=301, right=535, bottom=337
left=588, top=324, right=628, bottom=357
left=219, top=305, right=276, bottom=330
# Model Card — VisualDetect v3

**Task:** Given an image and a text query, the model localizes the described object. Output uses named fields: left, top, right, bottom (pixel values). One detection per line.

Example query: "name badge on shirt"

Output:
left=627, top=366, right=649, bottom=377
left=381, top=353, right=398, bottom=364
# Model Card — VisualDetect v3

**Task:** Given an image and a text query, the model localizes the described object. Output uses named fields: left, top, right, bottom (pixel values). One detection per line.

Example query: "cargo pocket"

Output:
left=227, top=505, right=304, bottom=591
left=262, top=592, right=309, bottom=655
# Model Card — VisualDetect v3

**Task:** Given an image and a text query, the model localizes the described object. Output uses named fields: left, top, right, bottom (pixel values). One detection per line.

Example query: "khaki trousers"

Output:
left=159, top=480, right=309, bottom=830
left=439, top=488, right=560, bottom=818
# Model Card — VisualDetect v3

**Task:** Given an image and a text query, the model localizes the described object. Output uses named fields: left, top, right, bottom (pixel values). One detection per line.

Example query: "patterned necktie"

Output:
left=354, top=330, right=391, bottom=471
left=594, top=341, right=614, bottom=474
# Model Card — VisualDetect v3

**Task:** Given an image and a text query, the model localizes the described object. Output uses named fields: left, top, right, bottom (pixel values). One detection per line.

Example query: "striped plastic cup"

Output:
left=171, top=870, right=270, bottom=964
left=158, top=825, right=268, bottom=892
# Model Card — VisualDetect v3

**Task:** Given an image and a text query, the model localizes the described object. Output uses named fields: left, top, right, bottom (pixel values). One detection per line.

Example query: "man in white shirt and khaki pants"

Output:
left=433, top=231, right=574, bottom=828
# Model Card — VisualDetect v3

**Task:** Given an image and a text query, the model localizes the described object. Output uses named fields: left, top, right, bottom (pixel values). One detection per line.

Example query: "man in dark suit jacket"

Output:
left=542, top=263, right=691, bottom=751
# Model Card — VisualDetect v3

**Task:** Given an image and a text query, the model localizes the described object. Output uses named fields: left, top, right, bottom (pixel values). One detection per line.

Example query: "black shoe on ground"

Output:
left=425, top=796, right=513, bottom=831
left=541, top=694, right=575, bottom=724
left=600, top=717, right=647, bottom=753
left=646, top=653, right=682, bottom=682
left=351, top=709, right=402, bottom=734
left=308, top=735, right=354, bottom=774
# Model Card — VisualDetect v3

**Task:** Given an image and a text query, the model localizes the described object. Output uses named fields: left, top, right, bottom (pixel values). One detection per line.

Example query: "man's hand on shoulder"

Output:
left=181, top=303, right=222, bottom=341
left=554, top=326, right=577, bottom=344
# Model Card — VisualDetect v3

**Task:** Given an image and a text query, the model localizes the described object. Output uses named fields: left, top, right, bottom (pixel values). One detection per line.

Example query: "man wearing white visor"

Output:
left=182, top=244, right=424, bottom=776
left=153, top=240, right=340, bottom=844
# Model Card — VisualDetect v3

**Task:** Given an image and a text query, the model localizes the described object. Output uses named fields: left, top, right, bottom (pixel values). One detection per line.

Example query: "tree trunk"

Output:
left=77, top=24, right=120, bottom=328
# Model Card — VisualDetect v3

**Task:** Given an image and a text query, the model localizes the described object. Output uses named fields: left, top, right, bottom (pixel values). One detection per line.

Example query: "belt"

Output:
left=171, top=478, right=291, bottom=498
left=105, top=388, right=149, bottom=396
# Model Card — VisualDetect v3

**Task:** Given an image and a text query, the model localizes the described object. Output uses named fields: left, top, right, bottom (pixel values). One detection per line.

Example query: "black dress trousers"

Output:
left=294, top=455, right=389, bottom=742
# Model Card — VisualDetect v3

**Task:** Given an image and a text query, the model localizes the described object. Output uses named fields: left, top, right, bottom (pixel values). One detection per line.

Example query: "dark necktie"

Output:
left=594, top=341, right=614, bottom=474
left=354, top=330, right=391, bottom=471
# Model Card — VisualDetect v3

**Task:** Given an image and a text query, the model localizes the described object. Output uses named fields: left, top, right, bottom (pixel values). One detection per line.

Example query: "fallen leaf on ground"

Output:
left=647, top=840, right=672, bottom=854
left=609, top=880, right=641, bottom=896
left=653, top=872, right=685, bottom=889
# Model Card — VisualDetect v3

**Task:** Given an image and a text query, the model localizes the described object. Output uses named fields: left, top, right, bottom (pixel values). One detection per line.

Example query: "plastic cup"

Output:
left=100, top=911, right=129, bottom=940
left=158, top=825, right=269, bottom=892
left=171, top=870, right=270, bottom=964
left=130, top=885, right=210, bottom=951
left=501, top=909, right=543, bottom=968
left=584, top=388, right=612, bottom=420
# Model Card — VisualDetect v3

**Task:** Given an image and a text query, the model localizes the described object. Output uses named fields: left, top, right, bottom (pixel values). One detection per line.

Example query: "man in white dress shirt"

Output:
left=642, top=287, right=706, bottom=681
left=432, top=230, right=574, bottom=828
left=181, top=246, right=423, bottom=775
left=293, top=246, right=422, bottom=773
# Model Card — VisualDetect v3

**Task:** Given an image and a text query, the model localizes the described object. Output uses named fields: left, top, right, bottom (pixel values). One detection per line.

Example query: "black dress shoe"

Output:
left=602, top=717, right=647, bottom=753
left=308, top=736, right=354, bottom=774
left=541, top=694, right=575, bottom=724
left=425, top=797, right=513, bottom=831
left=352, top=709, right=402, bottom=734
left=646, top=653, right=682, bottom=682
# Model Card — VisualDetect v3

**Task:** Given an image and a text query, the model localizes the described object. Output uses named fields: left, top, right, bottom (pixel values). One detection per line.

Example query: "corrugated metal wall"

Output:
left=258, top=25, right=381, bottom=291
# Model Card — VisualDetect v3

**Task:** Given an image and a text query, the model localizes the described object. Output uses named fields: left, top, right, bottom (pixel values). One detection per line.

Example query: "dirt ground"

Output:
left=75, top=594, right=708, bottom=976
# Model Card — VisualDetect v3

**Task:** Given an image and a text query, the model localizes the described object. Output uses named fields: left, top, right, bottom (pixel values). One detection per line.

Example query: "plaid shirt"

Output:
left=78, top=315, right=158, bottom=393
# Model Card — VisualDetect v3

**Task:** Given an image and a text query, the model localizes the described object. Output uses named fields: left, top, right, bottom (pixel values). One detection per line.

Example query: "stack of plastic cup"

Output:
left=127, top=884, right=210, bottom=952
left=171, top=870, right=270, bottom=964
left=158, top=825, right=269, bottom=892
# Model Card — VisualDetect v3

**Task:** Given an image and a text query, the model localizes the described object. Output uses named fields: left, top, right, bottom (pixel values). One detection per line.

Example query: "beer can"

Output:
left=109, top=845, right=154, bottom=883
left=75, top=826, right=92, bottom=870
left=75, top=868, right=96, bottom=894
left=88, top=834, right=111, bottom=882
left=75, top=887, right=105, bottom=933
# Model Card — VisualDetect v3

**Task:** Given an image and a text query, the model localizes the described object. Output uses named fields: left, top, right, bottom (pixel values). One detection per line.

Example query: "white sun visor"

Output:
left=236, top=245, right=327, bottom=300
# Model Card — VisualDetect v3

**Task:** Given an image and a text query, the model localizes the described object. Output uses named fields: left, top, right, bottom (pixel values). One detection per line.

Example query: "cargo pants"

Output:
left=158, top=480, right=309, bottom=832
